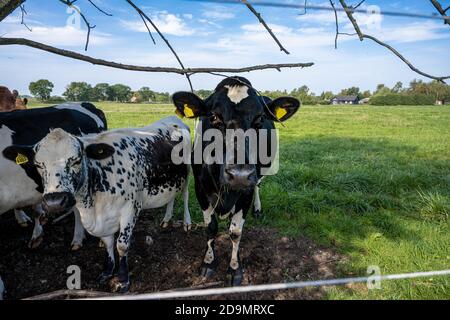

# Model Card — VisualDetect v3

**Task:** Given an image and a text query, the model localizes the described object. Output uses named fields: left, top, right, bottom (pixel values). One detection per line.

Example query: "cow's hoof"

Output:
left=98, top=272, right=114, bottom=284
left=253, top=209, right=263, bottom=219
left=28, top=235, right=44, bottom=249
left=71, top=244, right=82, bottom=251
left=160, top=221, right=170, bottom=229
left=111, top=278, right=130, bottom=293
left=200, top=264, right=216, bottom=278
left=227, top=267, right=244, bottom=286
left=183, top=224, right=192, bottom=232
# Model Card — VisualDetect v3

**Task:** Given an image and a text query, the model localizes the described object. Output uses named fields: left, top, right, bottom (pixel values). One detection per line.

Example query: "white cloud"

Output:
left=121, top=11, right=194, bottom=36
left=4, top=25, right=112, bottom=47
left=201, top=6, right=235, bottom=20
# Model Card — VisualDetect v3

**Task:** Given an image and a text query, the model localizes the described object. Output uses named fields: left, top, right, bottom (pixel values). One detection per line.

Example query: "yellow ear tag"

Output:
left=175, top=109, right=184, bottom=118
left=15, top=153, right=29, bottom=165
left=275, top=107, right=288, bottom=120
left=183, top=104, right=195, bottom=118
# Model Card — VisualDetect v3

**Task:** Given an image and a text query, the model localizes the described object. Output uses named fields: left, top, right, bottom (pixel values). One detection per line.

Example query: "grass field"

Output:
left=29, top=101, right=450, bottom=299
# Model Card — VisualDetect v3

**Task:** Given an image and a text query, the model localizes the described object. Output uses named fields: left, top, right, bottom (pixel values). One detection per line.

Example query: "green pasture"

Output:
left=29, top=100, right=450, bottom=299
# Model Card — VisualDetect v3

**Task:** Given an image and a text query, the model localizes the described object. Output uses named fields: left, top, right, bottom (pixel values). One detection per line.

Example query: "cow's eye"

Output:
left=253, top=115, right=264, bottom=128
left=35, top=163, right=43, bottom=169
left=72, top=159, right=82, bottom=166
left=209, top=113, right=223, bottom=127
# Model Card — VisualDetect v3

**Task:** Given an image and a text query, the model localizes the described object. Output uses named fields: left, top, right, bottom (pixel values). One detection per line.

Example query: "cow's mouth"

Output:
left=42, top=192, right=76, bottom=215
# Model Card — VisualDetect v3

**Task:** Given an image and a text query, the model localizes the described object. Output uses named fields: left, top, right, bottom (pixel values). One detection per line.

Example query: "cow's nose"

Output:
left=42, top=192, right=75, bottom=214
left=223, top=164, right=257, bottom=190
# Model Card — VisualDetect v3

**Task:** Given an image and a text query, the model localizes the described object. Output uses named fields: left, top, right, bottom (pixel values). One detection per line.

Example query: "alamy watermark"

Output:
left=170, top=125, right=280, bottom=175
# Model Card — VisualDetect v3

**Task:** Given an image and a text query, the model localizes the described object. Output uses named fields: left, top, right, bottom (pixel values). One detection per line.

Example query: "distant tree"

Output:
left=110, top=84, right=132, bottom=102
left=361, top=90, right=372, bottom=98
left=291, top=85, right=317, bottom=104
left=138, top=87, right=156, bottom=102
left=90, top=83, right=110, bottom=101
left=260, top=90, right=288, bottom=100
left=195, top=89, right=213, bottom=100
left=63, top=82, right=92, bottom=101
left=29, top=79, right=54, bottom=101
left=320, top=91, right=334, bottom=101
left=392, top=81, right=403, bottom=93
left=374, top=84, right=391, bottom=96
left=428, top=80, right=450, bottom=102
left=339, top=86, right=361, bottom=99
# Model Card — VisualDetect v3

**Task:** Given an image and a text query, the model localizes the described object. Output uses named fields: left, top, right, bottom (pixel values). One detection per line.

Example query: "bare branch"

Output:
left=0, top=0, right=25, bottom=22
left=330, top=0, right=339, bottom=49
left=126, top=0, right=193, bottom=91
left=298, top=0, right=307, bottom=16
left=240, top=0, right=290, bottom=54
left=430, top=0, right=450, bottom=25
left=59, top=0, right=96, bottom=51
left=352, top=0, right=365, bottom=10
left=19, top=4, right=31, bottom=31
left=0, top=38, right=314, bottom=75
left=339, top=0, right=449, bottom=82
left=87, top=0, right=112, bottom=16
left=137, top=11, right=156, bottom=45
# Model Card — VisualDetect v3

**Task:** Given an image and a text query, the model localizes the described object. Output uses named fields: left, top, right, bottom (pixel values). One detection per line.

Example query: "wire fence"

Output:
left=84, top=269, right=450, bottom=300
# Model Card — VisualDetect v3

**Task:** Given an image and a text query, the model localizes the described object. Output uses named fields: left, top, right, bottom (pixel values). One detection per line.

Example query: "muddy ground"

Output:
left=0, top=209, right=340, bottom=300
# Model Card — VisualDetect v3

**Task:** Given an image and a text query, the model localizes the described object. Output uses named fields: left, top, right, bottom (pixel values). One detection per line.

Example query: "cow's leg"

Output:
left=253, top=178, right=263, bottom=219
left=71, top=208, right=85, bottom=251
left=29, top=217, right=44, bottom=249
left=200, top=205, right=218, bottom=278
left=0, top=275, right=4, bottom=300
left=113, top=207, right=139, bottom=293
left=14, top=209, right=32, bottom=227
left=228, top=208, right=247, bottom=286
left=182, top=179, right=192, bottom=231
left=161, top=198, right=174, bottom=229
left=99, top=235, right=115, bottom=284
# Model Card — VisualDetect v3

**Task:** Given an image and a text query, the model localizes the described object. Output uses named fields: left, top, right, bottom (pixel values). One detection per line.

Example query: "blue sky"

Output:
left=1, top=0, right=449, bottom=96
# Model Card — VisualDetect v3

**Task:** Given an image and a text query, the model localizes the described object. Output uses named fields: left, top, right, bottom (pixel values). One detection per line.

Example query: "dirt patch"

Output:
left=0, top=210, right=341, bottom=300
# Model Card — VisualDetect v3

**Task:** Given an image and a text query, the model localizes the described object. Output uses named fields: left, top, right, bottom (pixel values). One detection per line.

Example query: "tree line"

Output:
left=27, top=79, right=449, bottom=106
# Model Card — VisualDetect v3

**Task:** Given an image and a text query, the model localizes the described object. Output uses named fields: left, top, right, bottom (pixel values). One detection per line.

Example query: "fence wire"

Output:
left=84, top=269, right=450, bottom=300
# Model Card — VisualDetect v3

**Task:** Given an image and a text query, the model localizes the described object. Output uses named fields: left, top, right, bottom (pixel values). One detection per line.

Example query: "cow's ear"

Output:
left=85, top=143, right=115, bottom=160
left=172, top=92, right=206, bottom=118
left=2, top=145, right=35, bottom=165
left=265, top=97, right=300, bottom=122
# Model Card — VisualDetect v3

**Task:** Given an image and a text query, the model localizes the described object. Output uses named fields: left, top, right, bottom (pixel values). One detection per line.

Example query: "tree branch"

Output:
left=339, top=0, right=449, bottom=82
left=430, top=0, right=450, bottom=25
left=126, top=0, right=193, bottom=92
left=19, top=3, right=31, bottom=31
left=87, top=0, right=112, bottom=16
left=58, top=0, right=96, bottom=51
left=0, top=37, right=313, bottom=74
left=241, top=0, right=290, bottom=54
left=0, top=0, right=25, bottom=22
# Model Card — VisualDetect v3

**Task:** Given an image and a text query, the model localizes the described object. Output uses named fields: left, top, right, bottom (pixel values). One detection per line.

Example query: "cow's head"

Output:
left=173, top=77, right=300, bottom=191
left=2, top=128, right=115, bottom=214
left=14, top=90, right=28, bottom=110
left=0, top=86, right=17, bottom=112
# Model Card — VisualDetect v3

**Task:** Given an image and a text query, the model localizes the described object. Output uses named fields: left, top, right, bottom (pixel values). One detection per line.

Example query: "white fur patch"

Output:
left=225, top=85, right=249, bottom=104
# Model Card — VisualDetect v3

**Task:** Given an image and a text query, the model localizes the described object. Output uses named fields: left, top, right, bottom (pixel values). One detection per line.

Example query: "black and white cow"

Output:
left=5, top=116, right=192, bottom=292
left=172, top=77, right=300, bottom=285
left=1, top=103, right=107, bottom=249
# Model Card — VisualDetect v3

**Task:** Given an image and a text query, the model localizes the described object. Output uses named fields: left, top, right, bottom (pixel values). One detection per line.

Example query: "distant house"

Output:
left=359, top=97, right=370, bottom=104
left=331, top=96, right=360, bottom=105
